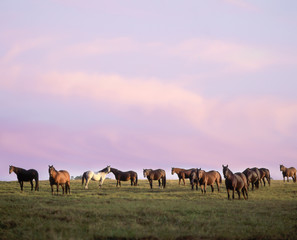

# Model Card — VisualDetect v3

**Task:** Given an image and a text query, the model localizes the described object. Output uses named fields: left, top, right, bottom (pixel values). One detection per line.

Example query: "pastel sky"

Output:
left=1, top=1, right=297, bottom=181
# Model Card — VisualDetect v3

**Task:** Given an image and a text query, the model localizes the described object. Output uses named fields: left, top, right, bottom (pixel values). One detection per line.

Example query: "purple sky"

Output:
left=1, top=1, right=297, bottom=181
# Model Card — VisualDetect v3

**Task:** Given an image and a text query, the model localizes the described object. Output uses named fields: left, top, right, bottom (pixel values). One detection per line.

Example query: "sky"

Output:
left=1, top=0, right=297, bottom=181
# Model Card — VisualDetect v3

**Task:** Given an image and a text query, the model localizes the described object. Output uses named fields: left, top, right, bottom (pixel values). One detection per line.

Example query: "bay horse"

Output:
left=143, top=169, right=166, bottom=189
left=9, top=165, right=39, bottom=191
left=280, top=165, right=296, bottom=182
left=110, top=168, right=138, bottom=187
left=222, top=165, right=248, bottom=200
left=82, top=166, right=111, bottom=189
left=48, top=165, right=70, bottom=195
left=243, top=168, right=260, bottom=190
left=197, top=169, right=222, bottom=193
left=171, top=167, right=196, bottom=185
left=259, top=168, right=271, bottom=186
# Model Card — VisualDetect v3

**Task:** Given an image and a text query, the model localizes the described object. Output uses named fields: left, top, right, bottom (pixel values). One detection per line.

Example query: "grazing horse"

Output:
left=9, top=165, right=39, bottom=191
left=197, top=169, right=222, bottom=193
left=48, top=165, right=70, bottom=195
left=243, top=168, right=260, bottom=190
left=259, top=168, right=271, bottom=186
left=143, top=169, right=166, bottom=189
left=222, top=165, right=248, bottom=200
left=82, top=166, right=111, bottom=189
left=171, top=167, right=195, bottom=185
left=110, top=168, right=138, bottom=187
left=280, top=165, right=296, bottom=182
left=189, top=169, right=199, bottom=190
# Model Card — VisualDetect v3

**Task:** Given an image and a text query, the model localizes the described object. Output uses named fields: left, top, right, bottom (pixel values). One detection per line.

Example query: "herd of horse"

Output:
left=8, top=164, right=297, bottom=199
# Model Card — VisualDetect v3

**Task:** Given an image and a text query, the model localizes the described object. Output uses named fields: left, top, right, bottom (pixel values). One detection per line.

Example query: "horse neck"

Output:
left=281, top=166, right=287, bottom=172
left=225, top=169, right=234, bottom=180
left=50, top=169, right=58, bottom=178
left=111, top=168, right=120, bottom=174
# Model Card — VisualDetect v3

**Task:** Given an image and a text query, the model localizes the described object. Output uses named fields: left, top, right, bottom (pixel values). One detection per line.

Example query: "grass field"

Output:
left=0, top=179, right=296, bottom=240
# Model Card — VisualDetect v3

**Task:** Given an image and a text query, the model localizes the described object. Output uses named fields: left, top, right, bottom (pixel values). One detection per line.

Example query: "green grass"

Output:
left=0, top=179, right=296, bottom=240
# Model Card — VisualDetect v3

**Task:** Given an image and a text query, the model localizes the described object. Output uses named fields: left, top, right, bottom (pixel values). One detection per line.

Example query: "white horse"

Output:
left=82, top=165, right=111, bottom=189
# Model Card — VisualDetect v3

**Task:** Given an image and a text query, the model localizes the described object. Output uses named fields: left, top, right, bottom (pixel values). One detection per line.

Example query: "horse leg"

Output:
left=195, top=183, right=198, bottom=190
left=232, top=188, right=235, bottom=199
left=178, top=178, right=181, bottom=185
left=200, top=184, right=203, bottom=193
left=150, top=180, right=153, bottom=189
left=19, top=181, right=24, bottom=191
left=30, top=180, right=33, bottom=191
left=263, top=178, right=266, bottom=187
left=119, top=181, right=121, bottom=187
left=61, top=184, right=65, bottom=194
left=183, top=177, right=185, bottom=186
left=204, top=184, right=207, bottom=194
left=210, top=184, right=214, bottom=193
left=216, top=181, right=220, bottom=192
left=227, top=189, right=230, bottom=200
left=158, top=179, right=161, bottom=188
left=237, top=190, right=241, bottom=199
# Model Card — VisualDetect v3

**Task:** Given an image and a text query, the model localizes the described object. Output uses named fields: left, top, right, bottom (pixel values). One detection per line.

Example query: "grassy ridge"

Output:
left=0, top=179, right=296, bottom=240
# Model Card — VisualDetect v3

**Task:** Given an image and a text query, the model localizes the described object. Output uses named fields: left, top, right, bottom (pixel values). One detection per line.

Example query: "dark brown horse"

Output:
left=9, top=165, right=39, bottom=191
left=222, top=165, right=248, bottom=200
left=48, top=165, right=70, bottom=195
left=189, top=169, right=199, bottom=190
left=259, top=168, right=271, bottom=186
left=110, top=168, right=138, bottom=187
left=197, top=169, right=222, bottom=193
left=143, top=169, right=166, bottom=189
left=171, top=167, right=195, bottom=185
left=243, top=168, right=260, bottom=190
left=280, top=165, right=296, bottom=182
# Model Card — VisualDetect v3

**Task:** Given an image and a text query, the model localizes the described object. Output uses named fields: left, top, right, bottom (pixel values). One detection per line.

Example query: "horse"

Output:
left=259, top=168, right=271, bottom=186
left=110, top=168, right=138, bottom=187
left=222, top=165, right=248, bottom=200
left=9, top=165, right=39, bottom=191
left=243, top=168, right=260, bottom=190
left=189, top=169, right=199, bottom=190
left=171, top=167, right=196, bottom=185
left=48, top=165, right=70, bottom=195
left=143, top=169, right=166, bottom=189
left=82, top=166, right=111, bottom=189
left=197, top=169, right=222, bottom=193
left=280, top=165, right=296, bottom=182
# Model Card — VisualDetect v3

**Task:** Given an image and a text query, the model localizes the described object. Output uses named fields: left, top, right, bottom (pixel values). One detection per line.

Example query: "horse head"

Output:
left=107, top=165, right=111, bottom=173
left=197, top=168, right=203, bottom=180
left=48, top=165, right=55, bottom=175
left=9, top=165, right=13, bottom=174
left=171, top=167, right=175, bottom=175
left=143, top=169, right=151, bottom=178
left=222, top=165, right=230, bottom=178
left=280, top=165, right=284, bottom=171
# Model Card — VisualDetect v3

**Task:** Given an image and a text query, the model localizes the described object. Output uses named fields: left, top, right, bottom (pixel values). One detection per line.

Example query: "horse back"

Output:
left=205, top=170, right=221, bottom=184
left=17, top=169, right=38, bottom=181
left=235, top=172, right=247, bottom=188
left=57, top=170, right=70, bottom=182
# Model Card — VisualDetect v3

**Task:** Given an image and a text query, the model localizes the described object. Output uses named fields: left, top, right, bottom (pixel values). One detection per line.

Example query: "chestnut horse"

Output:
left=110, top=168, right=138, bottom=187
left=9, top=165, right=39, bottom=191
left=48, top=165, right=70, bottom=195
left=243, top=168, right=260, bottom=190
left=259, top=168, right=271, bottom=186
left=143, top=169, right=166, bottom=189
left=171, top=167, right=195, bottom=185
left=222, top=165, right=248, bottom=200
left=197, top=169, right=222, bottom=193
left=280, top=165, right=296, bottom=182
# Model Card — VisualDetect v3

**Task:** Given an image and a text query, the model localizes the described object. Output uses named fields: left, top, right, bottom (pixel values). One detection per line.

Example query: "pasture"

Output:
left=0, top=179, right=296, bottom=240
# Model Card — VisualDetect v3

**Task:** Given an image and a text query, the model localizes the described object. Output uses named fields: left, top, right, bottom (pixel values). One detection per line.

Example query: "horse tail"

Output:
left=135, top=174, right=138, bottom=186
left=82, top=173, right=85, bottom=185
left=35, top=171, right=39, bottom=191
left=218, top=172, right=222, bottom=183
